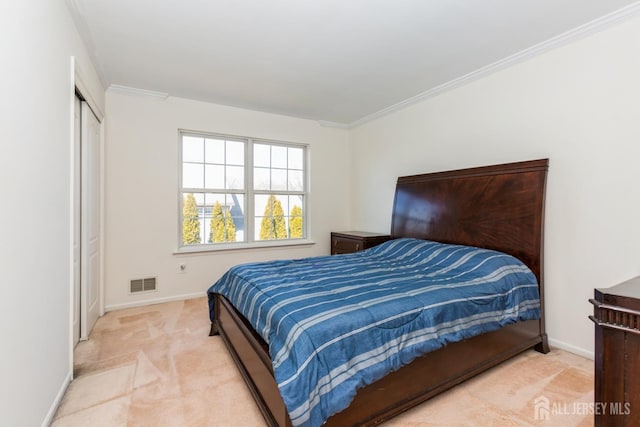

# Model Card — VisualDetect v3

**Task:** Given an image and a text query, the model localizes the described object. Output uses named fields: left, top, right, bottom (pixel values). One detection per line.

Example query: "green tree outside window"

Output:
left=182, top=193, right=201, bottom=244
left=210, top=201, right=236, bottom=242
left=289, top=205, right=303, bottom=238
left=224, top=209, right=237, bottom=242
left=260, top=195, right=287, bottom=240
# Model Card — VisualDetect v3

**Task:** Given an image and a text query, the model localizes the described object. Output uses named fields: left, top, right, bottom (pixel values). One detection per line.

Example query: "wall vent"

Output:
left=130, top=277, right=157, bottom=293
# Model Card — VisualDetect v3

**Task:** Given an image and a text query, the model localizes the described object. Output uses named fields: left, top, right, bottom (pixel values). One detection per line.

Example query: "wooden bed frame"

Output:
left=210, top=158, right=550, bottom=426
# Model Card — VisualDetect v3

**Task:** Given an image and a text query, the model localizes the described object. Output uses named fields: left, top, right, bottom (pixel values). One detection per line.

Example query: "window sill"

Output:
left=174, top=239, right=315, bottom=255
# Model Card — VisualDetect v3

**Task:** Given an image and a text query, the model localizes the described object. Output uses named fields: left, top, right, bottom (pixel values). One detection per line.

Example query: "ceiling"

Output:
left=69, top=0, right=639, bottom=126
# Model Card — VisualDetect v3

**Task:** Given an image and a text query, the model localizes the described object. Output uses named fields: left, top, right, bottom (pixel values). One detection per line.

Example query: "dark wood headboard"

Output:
left=390, top=159, right=548, bottom=284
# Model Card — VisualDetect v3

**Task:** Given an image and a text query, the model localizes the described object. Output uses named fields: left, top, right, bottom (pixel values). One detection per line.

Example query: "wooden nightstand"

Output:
left=590, top=277, right=640, bottom=425
left=330, top=231, right=391, bottom=255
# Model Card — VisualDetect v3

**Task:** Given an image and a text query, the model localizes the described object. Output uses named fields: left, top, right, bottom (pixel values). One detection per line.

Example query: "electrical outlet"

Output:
left=177, top=263, right=187, bottom=274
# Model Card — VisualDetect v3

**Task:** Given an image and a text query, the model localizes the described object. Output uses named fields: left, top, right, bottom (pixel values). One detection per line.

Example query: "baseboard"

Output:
left=548, top=337, right=594, bottom=360
left=104, top=291, right=206, bottom=312
left=42, top=371, right=72, bottom=427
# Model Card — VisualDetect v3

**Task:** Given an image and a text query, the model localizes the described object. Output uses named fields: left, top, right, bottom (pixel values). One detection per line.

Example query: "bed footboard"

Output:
left=213, top=294, right=292, bottom=427
left=211, top=292, right=546, bottom=427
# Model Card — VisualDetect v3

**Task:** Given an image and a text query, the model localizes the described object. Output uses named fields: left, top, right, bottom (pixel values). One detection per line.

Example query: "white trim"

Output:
left=548, top=337, right=594, bottom=360
left=316, top=120, right=350, bottom=129
left=41, top=371, right=72, bottom=427
left=175, top=239, right=315, bottom=255
left=104, top=292, right=206, bottom=312
left=178, top=130, right=310, bottom=249
left=108, top=84, right=169, bottom=100
left=99, top=116, right=106, bottom=317
left=73, top=58, right=106, bottom=342
left=65, top=0, right=108, bottom=88
left=346, top=2, right=640, bottom=129
left=75, top=64, right=104, bottom=122
left=68, top=56, right=77, bottom=379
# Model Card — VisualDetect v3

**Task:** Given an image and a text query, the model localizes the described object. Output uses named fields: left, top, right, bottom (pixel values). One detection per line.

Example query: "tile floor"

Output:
left=53, top=297, right=594, bottom=426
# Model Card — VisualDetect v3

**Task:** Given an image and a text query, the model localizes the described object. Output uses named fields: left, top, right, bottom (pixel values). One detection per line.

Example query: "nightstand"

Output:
left=330, top=231, right=391, bottom=255
left=590, top=277, right=640, bottom=425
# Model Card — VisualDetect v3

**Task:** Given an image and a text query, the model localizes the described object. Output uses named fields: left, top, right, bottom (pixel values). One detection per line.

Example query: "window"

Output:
left=179, top=130, right=308, bottom=250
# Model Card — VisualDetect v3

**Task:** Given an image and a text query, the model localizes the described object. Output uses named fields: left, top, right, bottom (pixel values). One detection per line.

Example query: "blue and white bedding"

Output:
left=207, top=238, right=540, bottom=427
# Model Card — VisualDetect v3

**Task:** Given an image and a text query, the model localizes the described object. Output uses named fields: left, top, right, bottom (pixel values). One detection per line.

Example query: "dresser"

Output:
left=590, top=276, right=640, bottom=426
left=330, top=231, right=391, bottom=255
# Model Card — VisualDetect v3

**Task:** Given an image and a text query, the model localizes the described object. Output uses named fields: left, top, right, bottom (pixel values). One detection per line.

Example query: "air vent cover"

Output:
left=130, top=277, right=157, bottom=293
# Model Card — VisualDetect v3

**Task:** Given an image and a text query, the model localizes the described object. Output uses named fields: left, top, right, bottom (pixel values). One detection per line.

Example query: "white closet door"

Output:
left=80, top=101, right=101, bottom=339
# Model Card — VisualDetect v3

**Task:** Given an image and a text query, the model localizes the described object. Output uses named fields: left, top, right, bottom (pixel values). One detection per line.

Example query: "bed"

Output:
left=208, top=158, right=549, bottom=426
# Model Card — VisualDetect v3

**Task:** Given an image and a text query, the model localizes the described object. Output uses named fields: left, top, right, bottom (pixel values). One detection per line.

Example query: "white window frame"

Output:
left=177, top=129, right=312, bottom=253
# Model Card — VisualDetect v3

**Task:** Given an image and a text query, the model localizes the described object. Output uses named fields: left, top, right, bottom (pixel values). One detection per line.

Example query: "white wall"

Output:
left=349, top=15, right=640, bottom=357
left=103, top=92, right=350, bottom=309
left=0, top=1, right=104, bottom=426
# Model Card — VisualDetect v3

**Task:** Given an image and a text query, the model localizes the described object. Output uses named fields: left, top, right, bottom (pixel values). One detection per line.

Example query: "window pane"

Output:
left=204, top=164, right=224, bottom=189
left=181, top=132, right=306, bottom=247
left=254, top=194, right=289, bottom=240
left=254, top=143, right=270, bottom=167
left=290, top=195, right=303, bottom=208
left=228, top=193, right=245, bottom=242
left=288, top=147, right=303, bottom=170
left=182, top=192, right=203, bottom=245
left=288, top=196, right=304, bottom=239
left=192, top=192, right=205, bottom=205
left=205, top=193, right=225, bottom=205
left=183, top=163, right=204, bottom=188
left=279, top=195, right=290, bottom=215
left=207, top=193, right=244, bottom=243
left=271, top=169, right=287, bottom=191
left=254, top=167, right=270, bottom=190
left=228, top=193, right=245, bottom=213
left=205, top=139, right=225, bottom=164
left=288, top=170, right=303, bottom=191
left=226, top=140, right=245, bottom=166
left=204, top=193, right=245, bottom=240
left=201, top=206, right=212, bottom=243
left=183, top=136, right=203, bottom=162
left=226, top=165, right=244, bottom=189
left=271, top=145, right=287, bottom=168
left=254, top=194, right=269, bottom=217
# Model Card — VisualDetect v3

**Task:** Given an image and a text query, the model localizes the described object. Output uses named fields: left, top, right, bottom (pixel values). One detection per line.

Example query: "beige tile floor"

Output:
left=53, top=297, right=594, bottom=426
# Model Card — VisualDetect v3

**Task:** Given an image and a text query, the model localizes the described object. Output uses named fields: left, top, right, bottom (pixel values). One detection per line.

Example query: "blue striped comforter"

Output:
left=207, top=238, right=540, bottom=427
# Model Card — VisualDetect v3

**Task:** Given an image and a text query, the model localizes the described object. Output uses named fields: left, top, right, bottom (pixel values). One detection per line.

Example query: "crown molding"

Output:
left=107, top=84, right=169, bottom=100
left=65, top=0, right=108, bottom=87
left=316, top=120, right=350, bottom=129
left=348, top=1, right=640, bottom=129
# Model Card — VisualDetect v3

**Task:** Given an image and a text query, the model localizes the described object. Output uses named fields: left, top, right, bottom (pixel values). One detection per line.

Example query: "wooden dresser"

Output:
left=330, top=231, right=391, bottom=255
left=590, top=276, right=640, bottom=426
